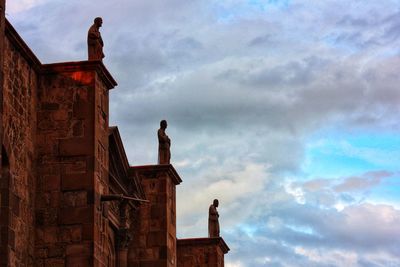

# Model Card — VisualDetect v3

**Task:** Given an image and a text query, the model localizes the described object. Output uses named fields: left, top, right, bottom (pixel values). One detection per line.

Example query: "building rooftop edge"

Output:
left=5, top=19, right=42, bottom=70
left=130, top=164, right=183, bottom=185
left=177, top=237, right=230, bottom=254
left=42, top=61, right=118, bottom=90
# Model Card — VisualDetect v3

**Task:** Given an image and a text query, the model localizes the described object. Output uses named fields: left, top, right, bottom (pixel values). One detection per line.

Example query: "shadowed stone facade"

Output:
left=0, top=6, right=229, bottom=267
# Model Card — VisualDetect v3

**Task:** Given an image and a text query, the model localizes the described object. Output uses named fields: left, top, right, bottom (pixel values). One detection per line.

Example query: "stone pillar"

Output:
left=177, top=237, right=230, bottom=267
left=128, top=165, right=182, bottom=267
left=35, top=61, right=117, bottom=267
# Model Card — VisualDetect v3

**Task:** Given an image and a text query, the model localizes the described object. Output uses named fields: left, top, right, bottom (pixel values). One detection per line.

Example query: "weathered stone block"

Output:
left=59, top=138, right=91, bottom=156
left=52, top=109, right=69, bottom=121
left=66, top=256, right=91, bottom=267
left=47, top=247, right=64, bottom=258
left=62, top=191, right=87, bottom=207
left=0, top=207, right=9, bottom=225
left=61, top=174, right=92, bottom=191
left=151, top=205, right=166, bottom=219
left=59, top=206, right=93, bottom=225
left=65, top=243, right=91, bottom=256
left=81, top=224, right=94, bottom=241
left=177, top=238, right=229, bottom=267
left=60, top=226, right=82, bottom=243
left=141, top=260, right=166, bottom=267
left=64, top=160, right=87, bottom=174
left=41, top=102, right=59, bottom=111
left=72, top=98, right=88, bottom=120
left=43, top=227, right=59, bottom=244
left=9, top=193, right=20, bottom=216
left=35, top=209, right=58, bottom=226
left=44, top=258, right=64, bottom=267
left=35, top=248, right=47, bottom=259
left=147, top=231, right=167, bottom=247
left=49, top=192, right=61, bottom=208
left=43, top=175, right=60, bottom=192
left=72, top=120, right=84, bottom=137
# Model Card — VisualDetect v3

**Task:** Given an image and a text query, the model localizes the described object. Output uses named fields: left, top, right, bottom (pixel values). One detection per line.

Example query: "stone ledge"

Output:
left=42, top=61, right=117, bottom=90
left=130, top=164, right=183, bottom=185
left=177, top=237, right=230, bottom=254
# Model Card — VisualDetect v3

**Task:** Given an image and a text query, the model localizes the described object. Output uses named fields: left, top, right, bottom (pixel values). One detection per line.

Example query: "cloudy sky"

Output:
left=7, top=0, right=400, bottom=266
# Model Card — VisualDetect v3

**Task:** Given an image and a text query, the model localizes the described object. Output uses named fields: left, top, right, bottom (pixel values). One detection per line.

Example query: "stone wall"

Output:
left=35, top=62, right=116, bottom=267
left=128, top=165, right=182, bottom=267
left=0, top=0, right=6, bottom=263
left=35, top=67, right=95, bottom=267
left=0, top=0, right=4, bottom=176
left=1, top=28, right=39, bottom=266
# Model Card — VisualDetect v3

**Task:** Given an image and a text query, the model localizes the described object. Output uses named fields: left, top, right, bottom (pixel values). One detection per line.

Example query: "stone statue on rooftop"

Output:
left=158, top=120, right=171, bottom=164
left=87, top=17, right=105, bottom=61
left=208, top=199, right=220, bottom=237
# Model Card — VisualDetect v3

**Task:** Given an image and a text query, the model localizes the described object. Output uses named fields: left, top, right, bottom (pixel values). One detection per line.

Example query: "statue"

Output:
left=158, top=120, right=171, bottom=164
left=208, top=199, right=220, bottom=237
left=87, top=17, right=105, bottom=61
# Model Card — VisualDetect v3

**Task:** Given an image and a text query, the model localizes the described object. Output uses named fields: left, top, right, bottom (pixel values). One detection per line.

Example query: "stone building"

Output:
left=0, top=3, right=229, bottom=267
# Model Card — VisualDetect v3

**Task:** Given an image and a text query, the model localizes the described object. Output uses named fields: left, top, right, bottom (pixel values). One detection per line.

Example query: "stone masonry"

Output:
left=35, top=61, right=117, bottom=267
left=128, top=165, right=181, bottom=267
left=1, top=20, right=38, bottom=267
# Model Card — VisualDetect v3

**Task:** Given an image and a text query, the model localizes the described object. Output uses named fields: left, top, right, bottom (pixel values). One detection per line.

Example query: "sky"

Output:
left=6, top=0, right=400, bottom=266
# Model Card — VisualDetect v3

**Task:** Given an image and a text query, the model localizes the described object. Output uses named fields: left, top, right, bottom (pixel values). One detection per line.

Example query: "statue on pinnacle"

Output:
left=158, top=120, right=171, bottom=164
left=87, top=17, right=105, bottom=61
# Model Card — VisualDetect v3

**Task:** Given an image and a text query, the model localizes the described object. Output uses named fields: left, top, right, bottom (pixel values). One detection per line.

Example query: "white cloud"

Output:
left=284, top=182, right=306, bottom=205
left=294, top=247, right=359, bottom=266
left=226, top=262, right=245, bottom=267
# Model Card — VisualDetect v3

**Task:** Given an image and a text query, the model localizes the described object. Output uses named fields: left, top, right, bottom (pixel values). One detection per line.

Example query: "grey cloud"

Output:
left=240, top=56, right=330, bottom=88
left=233, top=200, right=400, bottom=266
left=338, top=15, right=372, bottom=28
left=248, top=34, right=272, bottom=47
left=291, top=171, right=394, bottom=209
left=334, top=171, right=393, bottom=193
left=332, top=8, right=400, bottom=48
left=107, top=51, right=400, bottom=178
left=381, top=11, right=400, bottom=43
